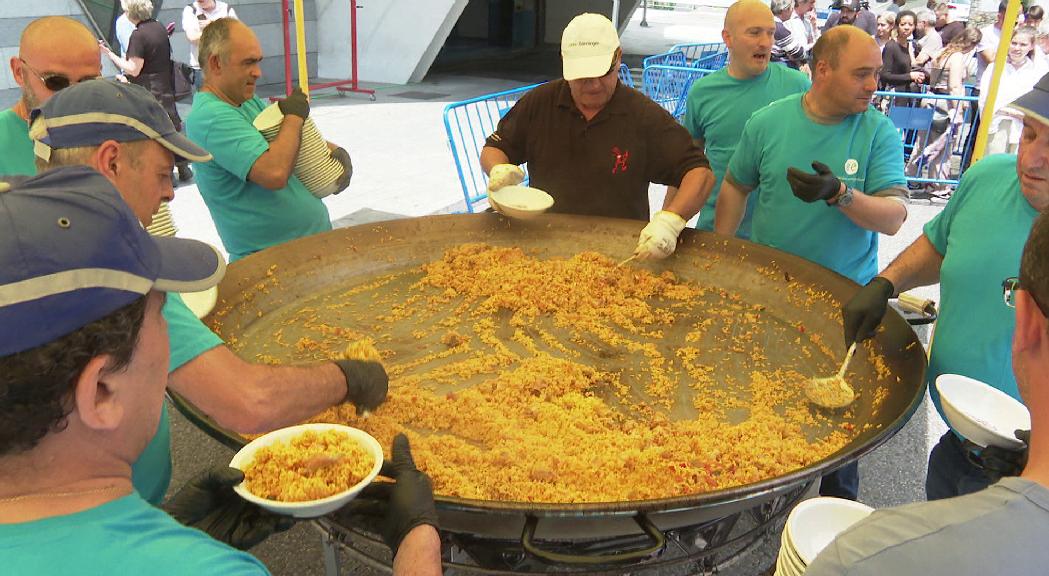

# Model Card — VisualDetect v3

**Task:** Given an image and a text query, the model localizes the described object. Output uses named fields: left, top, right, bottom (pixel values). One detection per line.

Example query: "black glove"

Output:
left=968, top=430, right=1030, bottom=482
left=161, top=467, right=294, bottom=550
left=344, top=434, right=439, bottom=555
left=842, top=276, right=895, bottom=347
left=787, top=161, right=842, bottom=203
left=277, top=88, right=310, bottom=119
left=335, top=359, right=389, bottom=411
left=332, top=147, right=353, bottom=194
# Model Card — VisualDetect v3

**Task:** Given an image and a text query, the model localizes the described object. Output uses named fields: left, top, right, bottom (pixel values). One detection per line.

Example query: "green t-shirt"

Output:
left=923, top=154, right=1037, bottom=425
left=186, top=93, right=332, bottom=262
left=128, top=294, right=225, bottom=504
left=0, top=493, right=270, bottom=575
left=684, top=65, right=810, bottom=239
left=727, top=93, right=906, bottom=284
left=0, top=108, right=37, bottom=176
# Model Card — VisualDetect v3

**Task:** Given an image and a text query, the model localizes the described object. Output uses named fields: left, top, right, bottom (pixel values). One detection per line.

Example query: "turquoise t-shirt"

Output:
left=923, top=154, right=1037, bottom=425
left=0, top=108, right=37, bottom=176
left=727, top=94, right=906, bottom=284
left=133, top=295, right=224, bottom=504
left=684, top=65, right=810, bottom=239
left=0, top=493, right=270, bottom=575
left=186, top=93, right=332, bottom=262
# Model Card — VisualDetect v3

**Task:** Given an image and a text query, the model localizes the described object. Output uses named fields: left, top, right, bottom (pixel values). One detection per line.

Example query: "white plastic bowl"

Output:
left=936, top=373, right=1030, bottom=449
left=489, top=185, right=554, bottom=220
left=786, top=497, right=873, bottom=564
left=179, top=286, right=218, bottom=319
left=230, top=423, right=384, bottom=518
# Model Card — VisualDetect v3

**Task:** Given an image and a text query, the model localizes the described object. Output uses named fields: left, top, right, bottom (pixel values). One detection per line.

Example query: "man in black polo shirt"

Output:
left=480, top=13, right=714, bottom=261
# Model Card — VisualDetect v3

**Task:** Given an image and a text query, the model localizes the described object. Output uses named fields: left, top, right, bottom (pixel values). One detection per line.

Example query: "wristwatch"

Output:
left=828, top=187, right=854, bottom=208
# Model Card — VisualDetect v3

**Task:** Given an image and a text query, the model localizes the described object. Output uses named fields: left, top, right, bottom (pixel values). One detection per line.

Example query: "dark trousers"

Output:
left=819, top=461, right=859, bottom=500
left=926, top=431, right=995, bottom=501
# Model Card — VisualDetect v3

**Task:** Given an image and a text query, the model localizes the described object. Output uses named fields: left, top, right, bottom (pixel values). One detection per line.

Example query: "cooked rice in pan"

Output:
left=223, top=244, right=887, bottom=503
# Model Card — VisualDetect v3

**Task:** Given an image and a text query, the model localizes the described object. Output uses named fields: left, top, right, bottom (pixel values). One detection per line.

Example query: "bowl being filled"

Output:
left=786, top=497, right=874, bottom=564
left=489, top=185, right=554, bottom=220
left=230, top=423, right=384, bottom=518
left=936, top=373, right=1030, bottom=449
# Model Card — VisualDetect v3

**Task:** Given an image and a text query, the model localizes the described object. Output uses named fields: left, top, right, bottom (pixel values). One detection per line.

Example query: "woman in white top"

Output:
left=980, top=27, right=1043, bottom=155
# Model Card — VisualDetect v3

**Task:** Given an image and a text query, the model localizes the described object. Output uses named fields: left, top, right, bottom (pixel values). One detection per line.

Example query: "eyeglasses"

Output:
left=1003, top=276, right=1049, bottom=317
left=18, top=58, right=100, bottom=92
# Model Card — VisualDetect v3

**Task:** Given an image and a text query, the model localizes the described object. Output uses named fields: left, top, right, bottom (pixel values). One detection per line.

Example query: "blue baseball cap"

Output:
left=28, top=79, right=211, bottom=163
left=1012, top=72, right=1049, bottom=129
left=0, top=166, right=226, bottom=357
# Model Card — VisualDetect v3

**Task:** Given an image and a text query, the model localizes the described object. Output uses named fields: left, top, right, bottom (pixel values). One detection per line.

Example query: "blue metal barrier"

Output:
left=873, top=89, right=980, bottom=191
left=619, top=63, right=635, bottom=89
left=669, top=42, right=727, bottom=64
left=693, top=51, right=729, bottom=70
left=443, top=84, right=541, bottom=213
left=643, top=49, right=687, bottom=69
left=642, top=65, right=715, bottom=120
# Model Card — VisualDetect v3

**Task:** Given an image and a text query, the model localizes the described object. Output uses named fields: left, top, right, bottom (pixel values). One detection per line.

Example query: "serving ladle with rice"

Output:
left=805, top=342, right=858, bottom=409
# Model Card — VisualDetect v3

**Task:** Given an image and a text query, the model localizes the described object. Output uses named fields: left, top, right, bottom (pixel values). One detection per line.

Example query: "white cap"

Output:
left=561, top=13, right=620, bottom=81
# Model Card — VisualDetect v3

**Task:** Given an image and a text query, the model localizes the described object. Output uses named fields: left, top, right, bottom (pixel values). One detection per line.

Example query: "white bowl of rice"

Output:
left=230, top=423, right=384, bottom=518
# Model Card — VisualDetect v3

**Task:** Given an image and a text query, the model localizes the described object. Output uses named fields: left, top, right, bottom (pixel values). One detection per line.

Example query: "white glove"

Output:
left=487, top=164, right=524, bottom=193
left=634, top=211, right=688, bottom=260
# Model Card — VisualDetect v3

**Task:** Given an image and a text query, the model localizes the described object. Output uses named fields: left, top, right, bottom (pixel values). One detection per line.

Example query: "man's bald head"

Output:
left=11, top=17, right=101, bottom=114
left=725, top=0, right=774, bottom=32
left=810, top=24, right=876, bottom=70
left=809, top=25, right=881, bottom=118
left=19, top=16, right=97, bottom=57
left=723, top=0, right=775, bottom=79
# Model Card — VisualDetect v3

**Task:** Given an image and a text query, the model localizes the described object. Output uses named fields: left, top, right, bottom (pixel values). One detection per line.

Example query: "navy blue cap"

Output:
left=0, top=166, right=225, bottom=356
left=28, top=79, right=211, bottom=163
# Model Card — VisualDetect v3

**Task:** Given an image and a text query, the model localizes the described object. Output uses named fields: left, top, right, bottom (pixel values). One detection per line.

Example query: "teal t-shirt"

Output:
left=186, top=93, right=332, bottom=262
left=0, top=493, right=271, bottom=575
left=133, top=295, right=224, bottom=504
left=0, top=108, right=37, bottom=176
left=727, top=94, right=906, bottom=284
left=684, top=65, right=810, bottom=239
left=923, top=154, right=1037, bottom=425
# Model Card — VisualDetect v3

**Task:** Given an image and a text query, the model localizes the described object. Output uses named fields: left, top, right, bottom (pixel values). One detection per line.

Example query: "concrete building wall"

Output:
left=455, top=0, right=489, bottom=39
left=2, top=0, right=639, bottom=92
left=0, top=0, right=317, bottom=92
left=543, top=0, right=640, bottom=44
left=316, top=0, right=468, bottom=85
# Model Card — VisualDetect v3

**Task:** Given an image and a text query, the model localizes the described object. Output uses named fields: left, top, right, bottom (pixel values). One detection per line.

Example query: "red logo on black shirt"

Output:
left=612, top=146, right=630, bottom=174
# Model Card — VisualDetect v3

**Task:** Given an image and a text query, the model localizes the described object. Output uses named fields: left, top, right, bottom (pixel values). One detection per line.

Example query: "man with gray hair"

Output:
left=913, top=7, right=943, bottom=66
left=29, top=79, right=389, bottom=537
left=187, top=18, right=351, bottom=262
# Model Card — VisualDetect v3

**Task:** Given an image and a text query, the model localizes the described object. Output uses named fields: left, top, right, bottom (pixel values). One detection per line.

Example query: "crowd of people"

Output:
left=767, top=0, right=1045, bottom=196
left=0, top=0, right=1047, bottom=574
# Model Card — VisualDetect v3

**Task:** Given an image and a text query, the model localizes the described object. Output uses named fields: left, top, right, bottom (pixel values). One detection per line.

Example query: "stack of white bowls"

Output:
left=146, top=202, right=177, bottom=237
left=776, top=497, right=874, bottom=575
left=253, top=103, right=345, bottom=199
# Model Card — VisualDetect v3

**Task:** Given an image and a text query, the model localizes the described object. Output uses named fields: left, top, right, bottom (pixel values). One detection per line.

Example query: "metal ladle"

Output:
left=805, top=342, right=858, bottom=409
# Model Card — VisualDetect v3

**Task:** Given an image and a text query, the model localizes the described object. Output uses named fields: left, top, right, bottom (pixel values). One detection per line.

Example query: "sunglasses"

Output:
left=1002, top=276, right=1049, bottom=317
left=19, top=58, right=100, bottom=92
